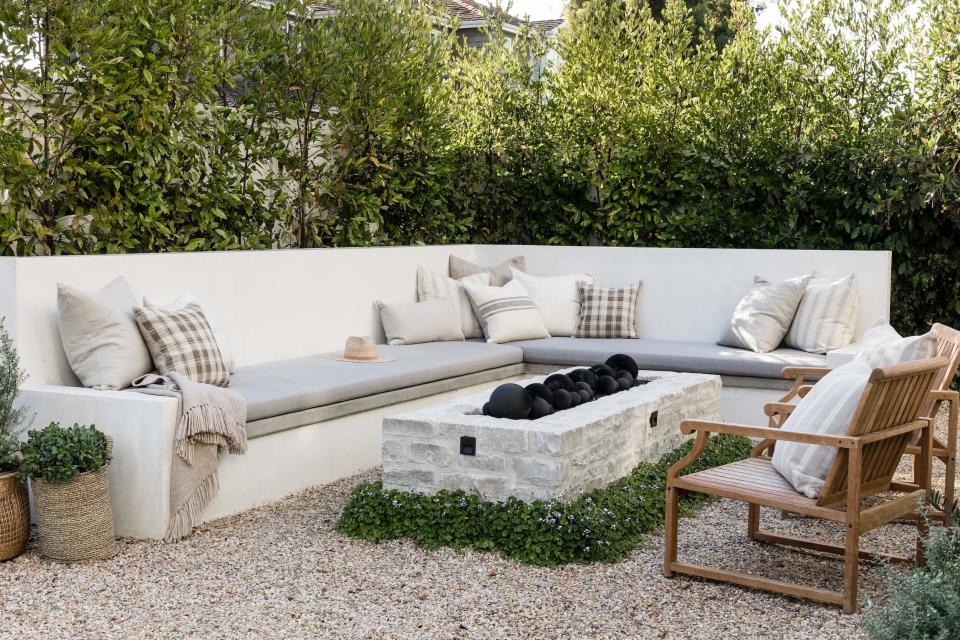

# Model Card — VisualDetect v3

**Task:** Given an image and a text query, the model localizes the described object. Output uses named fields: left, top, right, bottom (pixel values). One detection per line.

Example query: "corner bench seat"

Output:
left=230, top=341, right=524, bottom=437
left=509, top=337, right=827, bottom=380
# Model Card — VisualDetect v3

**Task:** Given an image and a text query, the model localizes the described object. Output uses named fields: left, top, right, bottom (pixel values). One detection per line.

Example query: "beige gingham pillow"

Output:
left=574, top=281, right=642, bottom=339
left=133, top=303, right=230, bottom=387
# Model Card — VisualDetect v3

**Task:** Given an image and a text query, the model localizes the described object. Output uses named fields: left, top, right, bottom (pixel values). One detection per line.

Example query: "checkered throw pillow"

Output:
left=574, top=281, right=642, bottom=339
left=134, top=303, right=230, bottom=387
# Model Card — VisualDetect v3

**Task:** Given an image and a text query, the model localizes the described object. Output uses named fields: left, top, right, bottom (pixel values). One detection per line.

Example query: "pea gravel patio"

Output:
left=1, top=410, right=953, bottom=640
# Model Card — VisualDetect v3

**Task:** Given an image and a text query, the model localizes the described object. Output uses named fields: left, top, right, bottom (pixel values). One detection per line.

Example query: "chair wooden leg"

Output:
left=664, top=486, right=679, bottom=578
left=946, top=398, right=958, bottom=524
left=747, top=503, right=759, bottom=540
left=917, top=424, right=933, bottom=565
left=843, top=523, right=860, bottom=614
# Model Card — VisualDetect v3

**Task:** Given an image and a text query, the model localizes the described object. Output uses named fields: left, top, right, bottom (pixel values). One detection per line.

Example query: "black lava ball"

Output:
left=575, top=381, right=594, bottom=399
left=545, top=380, right=563, bottom=392
left=597, top=375, right=619, bottom=396
left=606, top=354, right=639, bottom=379
left=590, top=363, right=617, bottom=379
left=615, top=370, right=635, bottom=386
left=569, top=391, right=582, bottom=407
left=544, top=373, right=576, bottom=392
left=525, top=382, right=554, bottom=405
left=488, top=383, right=531, bottom=419
left=569, top=368, right=591, bottom=382
left=577, top=389, right=592, bottom=404
left=577, top=369, right=598, bottom=390
left=528, top=396, right=553, bottom=420
left=552, top=389, right=573, bottom=410
left=616, top=377, right=631, bottom=391
left=482, top=402, right=491, bottom=416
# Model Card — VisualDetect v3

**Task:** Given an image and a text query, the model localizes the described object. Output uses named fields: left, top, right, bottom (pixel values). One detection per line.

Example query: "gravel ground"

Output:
left=0, top=410, right=953, bottom=640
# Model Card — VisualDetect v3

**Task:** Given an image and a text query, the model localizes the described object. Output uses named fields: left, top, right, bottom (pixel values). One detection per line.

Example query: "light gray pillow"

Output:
left=784, top=274, right=860, bottom=354
left=718, top=275, right=810, bottom=353
left=375, top=298, right=465, bottom=345
left=462, top=279, right=550, bottom=344
left=449, top=254, right=525, bottom=287
left=57, top=277, right=153, bottom=389
left=416, top=267, right=489, bottom=339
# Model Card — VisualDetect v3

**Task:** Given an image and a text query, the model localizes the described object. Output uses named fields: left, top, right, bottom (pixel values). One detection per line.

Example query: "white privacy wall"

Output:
left=0, top=245, right=890, bottom=387
left=476, top=245, right=891, bottom=345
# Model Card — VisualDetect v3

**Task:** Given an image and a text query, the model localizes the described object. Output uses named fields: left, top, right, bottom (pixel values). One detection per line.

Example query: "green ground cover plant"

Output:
left=336, top=433, right=751, bottom=566
left=1, top=0, right=958, bottom=335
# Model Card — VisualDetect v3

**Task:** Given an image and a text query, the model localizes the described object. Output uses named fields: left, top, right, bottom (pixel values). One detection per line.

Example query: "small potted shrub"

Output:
left=0, top=319, right=31, bottom=561
left=18, top=423, right=118, bottom=561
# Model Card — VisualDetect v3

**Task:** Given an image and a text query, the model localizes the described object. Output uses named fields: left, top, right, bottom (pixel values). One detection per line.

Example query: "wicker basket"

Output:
left=31, top=437, right=118, bottom=562
left=0, top=471, right=30, bottom=561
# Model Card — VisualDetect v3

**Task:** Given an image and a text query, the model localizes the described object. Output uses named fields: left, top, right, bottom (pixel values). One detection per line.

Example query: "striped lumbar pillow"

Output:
left=509, top=268, right=593, bottom=337
left=416, top=267, right=489, bottom=339
left=784, top=274, right=860, bottom=354
left=462, top=279, right=550, bottom=344
left=574, top=281, right=642, bottom=339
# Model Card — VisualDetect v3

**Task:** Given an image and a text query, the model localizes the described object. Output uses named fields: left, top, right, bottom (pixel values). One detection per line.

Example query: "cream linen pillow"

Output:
left=143, top=293, right=236, bottom=373
left=772, top=326, right=937, bottom=498
left=463, top=279, right=550, bottom=344
left=509, top=268, right=593, bottom=337
left=784, top=274, right=860, bottom=353
left=416, top=267, right=489, bottom=339
left=718, top=275, right=811, bottom=353
left=57, top=277, right=153, bottom=389
left=375, top=298, right=465, bottom=345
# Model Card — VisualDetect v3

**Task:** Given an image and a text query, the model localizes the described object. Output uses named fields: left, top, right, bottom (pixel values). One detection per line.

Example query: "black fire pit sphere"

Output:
left=528, top=395, right=553, bottom=419
left=605, top=354, right=639, bottom=379
left=487, top=383, right=531, bottom=419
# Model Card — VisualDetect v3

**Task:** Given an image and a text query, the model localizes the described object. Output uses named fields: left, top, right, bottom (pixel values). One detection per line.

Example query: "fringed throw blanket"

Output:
left=132, top=372, right=247, bottom=542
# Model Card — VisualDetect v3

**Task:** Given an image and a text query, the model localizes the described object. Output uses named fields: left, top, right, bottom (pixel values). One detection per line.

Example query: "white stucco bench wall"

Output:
left=0, top=246, right=891, bottom=538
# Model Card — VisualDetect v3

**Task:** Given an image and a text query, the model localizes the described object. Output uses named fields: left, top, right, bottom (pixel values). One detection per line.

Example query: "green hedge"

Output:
left=1, top=0, right=958, bottom=336
left=336, top=434, right=751, bottom=566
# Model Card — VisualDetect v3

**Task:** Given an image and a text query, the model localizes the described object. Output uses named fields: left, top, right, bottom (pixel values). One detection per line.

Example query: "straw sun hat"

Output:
left=326, top=336, right=396, bottom=363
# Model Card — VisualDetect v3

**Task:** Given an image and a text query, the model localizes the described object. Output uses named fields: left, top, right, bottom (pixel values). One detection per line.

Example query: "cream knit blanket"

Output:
left=132, top=372, right=247, bottom=542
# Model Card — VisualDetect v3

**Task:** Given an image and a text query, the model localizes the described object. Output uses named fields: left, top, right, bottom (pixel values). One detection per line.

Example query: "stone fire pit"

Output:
left=382, top=369, right=721, bottom=502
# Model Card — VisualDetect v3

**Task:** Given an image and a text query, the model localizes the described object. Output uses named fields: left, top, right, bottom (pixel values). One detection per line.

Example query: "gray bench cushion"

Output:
left=509, top=337, right=826, bottom=379
left=231, top=341, right=524, bottom=422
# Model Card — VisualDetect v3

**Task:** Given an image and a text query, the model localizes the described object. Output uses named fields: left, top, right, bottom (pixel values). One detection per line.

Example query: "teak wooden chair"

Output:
left=763, top=323, right=960, bottom=523
left=664, top=357, right=947, bottom=613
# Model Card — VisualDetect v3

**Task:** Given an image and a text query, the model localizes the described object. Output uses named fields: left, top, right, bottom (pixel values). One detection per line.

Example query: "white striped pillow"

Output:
left=509, top=268, right=592, bottom=337
left=784, top=274, right=860, bottom=354
left=462, top=279, right=550, bottom=344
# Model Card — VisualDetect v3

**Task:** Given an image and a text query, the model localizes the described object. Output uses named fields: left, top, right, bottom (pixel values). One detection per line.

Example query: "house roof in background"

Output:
left=529, top=18, right=563, bottom=31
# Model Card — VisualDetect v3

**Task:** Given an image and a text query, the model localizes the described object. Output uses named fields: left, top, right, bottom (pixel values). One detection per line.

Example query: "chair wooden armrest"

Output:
left=763, top=402, right=796, bottom=418
left=779, top=367, right=832, bottom=403
left=798, top=384, right=815, bottom=398
left=680, top=420, right=858, bottom=447
left=929, top=389, right=959, bottom=403
left=782, top=367, right=832, bottom=380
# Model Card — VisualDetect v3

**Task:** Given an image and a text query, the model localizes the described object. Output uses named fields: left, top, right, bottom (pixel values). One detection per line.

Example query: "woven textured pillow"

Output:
left=574, top=281, right=642, bottom=339
left=449, top=254, right=525, bottom=287
left=462, top=279, right=550, bottom=344
left=416, top=267, right=489, bottom=339
left=134, top=303, right=230, bottom=387
left=718, top=275, right=810, bottom=353
left=784, top=274, right=860, bottom=354
left=510, top=268, right=593, bottom=337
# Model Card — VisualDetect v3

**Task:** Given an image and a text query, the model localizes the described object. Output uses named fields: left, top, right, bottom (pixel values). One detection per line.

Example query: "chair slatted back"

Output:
left=817, top=357, right=946, bottom=508
left=919, top=323, right=960, bottom=418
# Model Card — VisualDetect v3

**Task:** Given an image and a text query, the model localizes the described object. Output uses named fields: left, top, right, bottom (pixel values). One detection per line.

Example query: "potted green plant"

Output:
left=0, top=319, right=31, bottom=561
left=18, top=423, right=118, bottom=561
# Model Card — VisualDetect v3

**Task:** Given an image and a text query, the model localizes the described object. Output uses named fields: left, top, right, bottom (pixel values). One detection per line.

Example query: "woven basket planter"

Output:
left=32, top=464, right=118, bottom=562
left=0, top=471, right=30, bottom=561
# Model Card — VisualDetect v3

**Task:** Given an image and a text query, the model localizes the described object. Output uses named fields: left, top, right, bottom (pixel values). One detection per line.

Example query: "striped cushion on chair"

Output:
left=784, top=274, right=860, bottom=354
left=574, top=281, right=642, bottom=339
left=134, top=303, right=230, bottom=387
